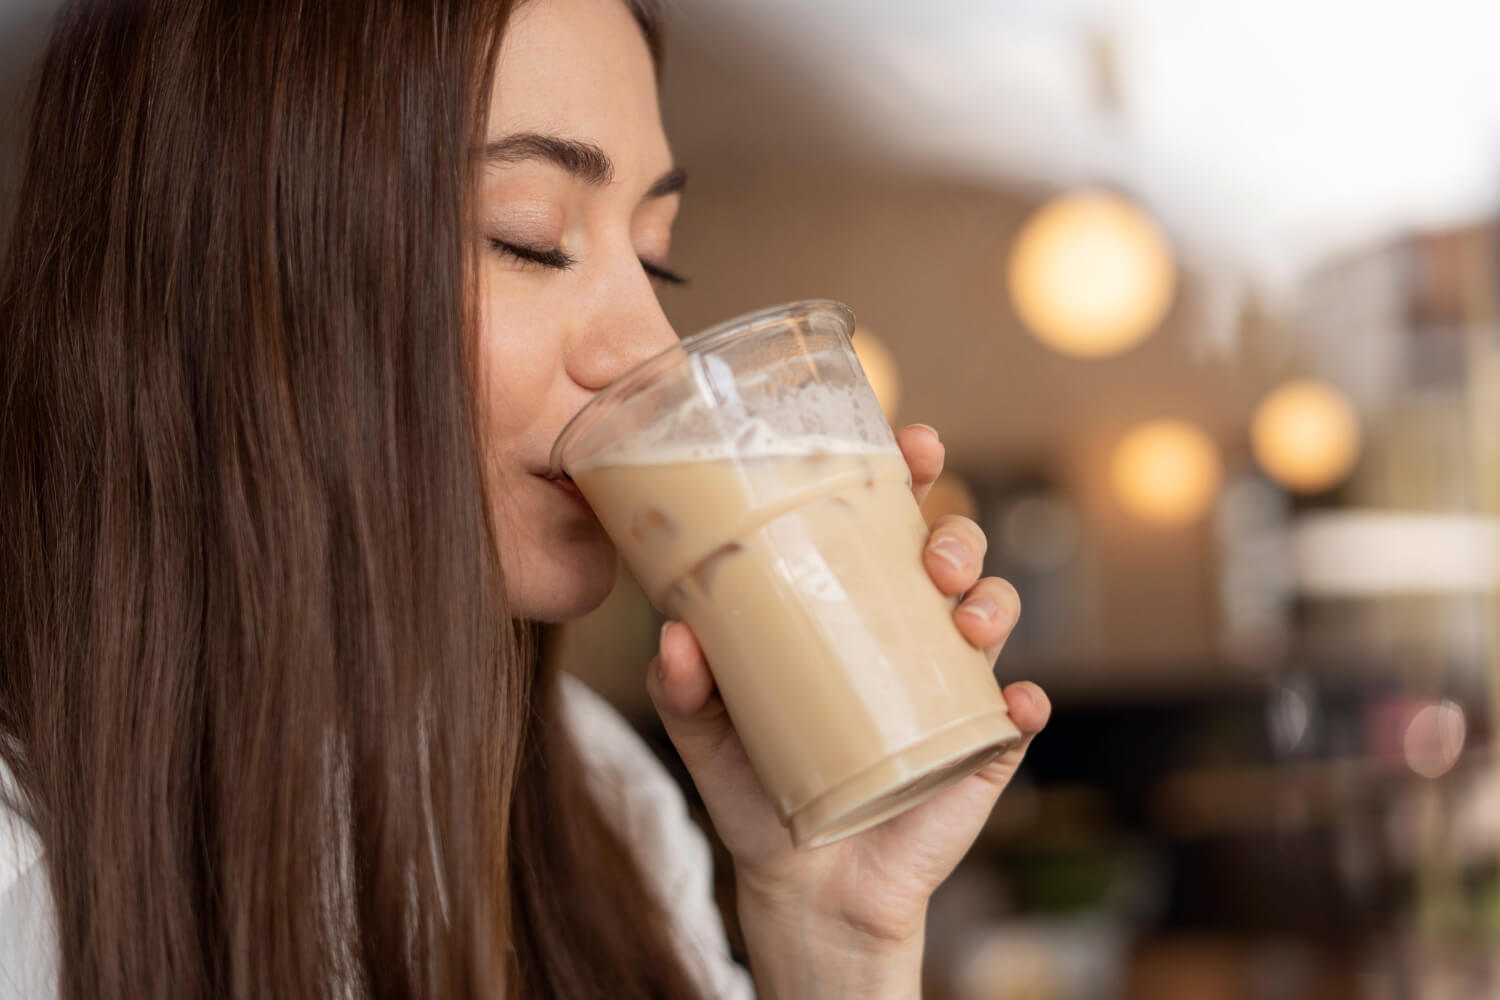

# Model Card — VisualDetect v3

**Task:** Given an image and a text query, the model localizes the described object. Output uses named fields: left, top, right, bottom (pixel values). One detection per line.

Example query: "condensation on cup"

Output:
left=551, top=300, right=1022, bottom=847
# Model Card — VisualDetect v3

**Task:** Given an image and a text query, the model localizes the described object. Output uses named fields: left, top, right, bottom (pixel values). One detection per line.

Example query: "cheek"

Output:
left=475, top=281, right=557, bottom=437
left=474, top=276, right=615, bottom=620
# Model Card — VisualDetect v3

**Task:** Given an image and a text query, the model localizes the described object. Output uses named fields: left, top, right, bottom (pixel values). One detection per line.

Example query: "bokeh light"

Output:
left=1251, top=379, right=1362, bottom=494
left=1001, top=493, right=1082, bottom=572
left=852, top=327, right=901, bottom=421
left=1007, top=191, right=1177, bottom=359
left=1403, top=700, right=1466, bottom=779
left=1110, top=420, right=1223, bottom=526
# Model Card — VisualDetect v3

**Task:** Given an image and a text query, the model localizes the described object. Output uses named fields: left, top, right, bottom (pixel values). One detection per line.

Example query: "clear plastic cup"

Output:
left=551, top=300, right=1021, bottom=847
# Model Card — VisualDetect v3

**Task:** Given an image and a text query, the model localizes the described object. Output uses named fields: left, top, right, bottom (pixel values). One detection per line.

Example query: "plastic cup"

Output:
left=550, top=300, right=1021, bottom=847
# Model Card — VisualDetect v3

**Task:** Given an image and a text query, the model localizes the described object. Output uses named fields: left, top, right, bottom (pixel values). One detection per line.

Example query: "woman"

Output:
left=0, top=0, right=1049, bottom=996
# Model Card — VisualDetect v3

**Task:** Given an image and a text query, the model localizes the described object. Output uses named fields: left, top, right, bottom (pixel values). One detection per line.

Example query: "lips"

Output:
left=549, top=476, right=584, bottom=501
left=534, top=469, right=588, bottom=506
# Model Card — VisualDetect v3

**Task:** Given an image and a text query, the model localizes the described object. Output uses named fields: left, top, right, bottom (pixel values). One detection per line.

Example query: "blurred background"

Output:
left=5, top=0, right=1500, bottom=997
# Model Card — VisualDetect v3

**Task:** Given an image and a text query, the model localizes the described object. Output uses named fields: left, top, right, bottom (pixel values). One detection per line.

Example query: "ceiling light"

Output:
left=1007, top=191, right=1176, bottom=359
left=1110, top=420, right=1222, bottom=526
left=1251, top=379, right=1361, bottom=494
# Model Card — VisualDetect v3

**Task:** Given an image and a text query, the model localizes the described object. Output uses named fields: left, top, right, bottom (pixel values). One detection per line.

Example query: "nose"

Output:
left=567, top=263, right=679, bottom=391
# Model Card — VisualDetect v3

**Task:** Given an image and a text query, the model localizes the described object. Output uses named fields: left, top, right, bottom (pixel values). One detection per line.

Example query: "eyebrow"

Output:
left=485, top=131, right=686, bottom=199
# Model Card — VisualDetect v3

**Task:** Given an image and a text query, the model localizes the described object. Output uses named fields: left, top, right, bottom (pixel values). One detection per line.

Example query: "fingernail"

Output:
left=1011, top=685, right=1035, bottom=711
left=910, top=423, right=940, bottom=442
left=929, top=536, right=968, bottom=571
left=957, top=596, right=997, bottom=622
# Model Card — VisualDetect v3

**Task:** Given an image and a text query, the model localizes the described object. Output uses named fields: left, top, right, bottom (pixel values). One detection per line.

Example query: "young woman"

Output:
left=0, top=0, right=1050, bottom=996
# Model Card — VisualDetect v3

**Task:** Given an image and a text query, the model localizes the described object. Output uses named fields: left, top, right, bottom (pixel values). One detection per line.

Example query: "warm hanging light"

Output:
left=1110, top=420, right=1222, bottom=526
left=852, top=327, right=901, bottom=421
left=1007, top=191, right=1176, bottom=359
left=1251, top=379, right=1361, bottom=494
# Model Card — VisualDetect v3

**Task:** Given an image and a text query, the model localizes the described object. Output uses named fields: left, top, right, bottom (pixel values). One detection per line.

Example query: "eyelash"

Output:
left=488, top=238, right=688, bottom=286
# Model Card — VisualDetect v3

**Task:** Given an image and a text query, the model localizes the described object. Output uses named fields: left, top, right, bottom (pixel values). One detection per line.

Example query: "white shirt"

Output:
left=0, top=674, right=754, bottom=999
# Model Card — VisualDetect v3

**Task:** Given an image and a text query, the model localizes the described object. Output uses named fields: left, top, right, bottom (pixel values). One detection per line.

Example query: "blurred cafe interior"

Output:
left=4, top=0, right=1500, bottom=997
left=549, top=2, right=1500, bottom=998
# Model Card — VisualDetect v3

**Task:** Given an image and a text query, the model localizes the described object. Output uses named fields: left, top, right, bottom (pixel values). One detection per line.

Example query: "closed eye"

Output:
left=641, top=259, right=688, bottom=286
left=488, top=238, right=576, bottom=270
left=488, top=237, right=687, bottom=286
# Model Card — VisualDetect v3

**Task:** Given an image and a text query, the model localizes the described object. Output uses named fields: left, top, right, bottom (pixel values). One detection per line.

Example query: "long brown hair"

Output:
left=0, top=0, right=702, bottom=997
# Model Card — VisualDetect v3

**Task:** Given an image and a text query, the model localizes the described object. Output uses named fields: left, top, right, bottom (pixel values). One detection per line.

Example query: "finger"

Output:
left=647, top=621, right=729, bottom=749
left=650, top=620, right=720, bottom=718
left=960, top=683, right=1051, bottom=792
left=1002, top=681, right=1051, bottom=739
left=969, top=683, right=1051, bottom=789
left=895, top=424, right=943, bottom=505
left=923, top=513, right=988, bottom=596
left=953, top=576, right=1021, bottom=663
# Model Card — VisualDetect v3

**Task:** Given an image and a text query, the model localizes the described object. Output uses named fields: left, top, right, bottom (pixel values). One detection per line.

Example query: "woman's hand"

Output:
left=646, top=424, right=1050, bottom=997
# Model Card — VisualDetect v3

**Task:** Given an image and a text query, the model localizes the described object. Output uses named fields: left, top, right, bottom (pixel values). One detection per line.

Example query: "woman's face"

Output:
left=476, top=0, right=682, bottom=622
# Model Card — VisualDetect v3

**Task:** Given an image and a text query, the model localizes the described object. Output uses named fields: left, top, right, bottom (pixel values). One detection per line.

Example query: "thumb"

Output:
left=646, top=621, right=782, bottom=843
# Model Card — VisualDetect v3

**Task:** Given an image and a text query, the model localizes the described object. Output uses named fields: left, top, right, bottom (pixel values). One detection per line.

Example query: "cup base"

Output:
left=789, top=709, right=1023, bottom=849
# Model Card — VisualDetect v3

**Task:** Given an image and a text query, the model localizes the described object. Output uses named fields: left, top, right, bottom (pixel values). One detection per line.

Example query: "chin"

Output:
left=508, top=529, right=620, bottom=623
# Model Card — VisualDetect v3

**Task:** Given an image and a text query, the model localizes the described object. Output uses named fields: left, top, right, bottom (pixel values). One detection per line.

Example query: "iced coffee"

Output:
left=552, top=301, right=1021, bottom=847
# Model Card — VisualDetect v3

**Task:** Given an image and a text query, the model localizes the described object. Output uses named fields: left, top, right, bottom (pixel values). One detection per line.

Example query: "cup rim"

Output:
left=548, top=298, right=856, bottom=475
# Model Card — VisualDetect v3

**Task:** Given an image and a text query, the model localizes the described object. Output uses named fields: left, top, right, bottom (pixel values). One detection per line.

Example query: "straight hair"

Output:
left=0, top=0, right=702, bottom=996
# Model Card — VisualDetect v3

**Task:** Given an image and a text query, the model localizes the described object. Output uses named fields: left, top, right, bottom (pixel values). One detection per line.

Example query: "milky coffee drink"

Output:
left=552, top=302, right=1022, bottom=847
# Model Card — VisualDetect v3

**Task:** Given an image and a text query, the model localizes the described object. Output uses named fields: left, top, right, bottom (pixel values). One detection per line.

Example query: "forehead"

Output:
left=487, top=0, right=669, bottom=170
